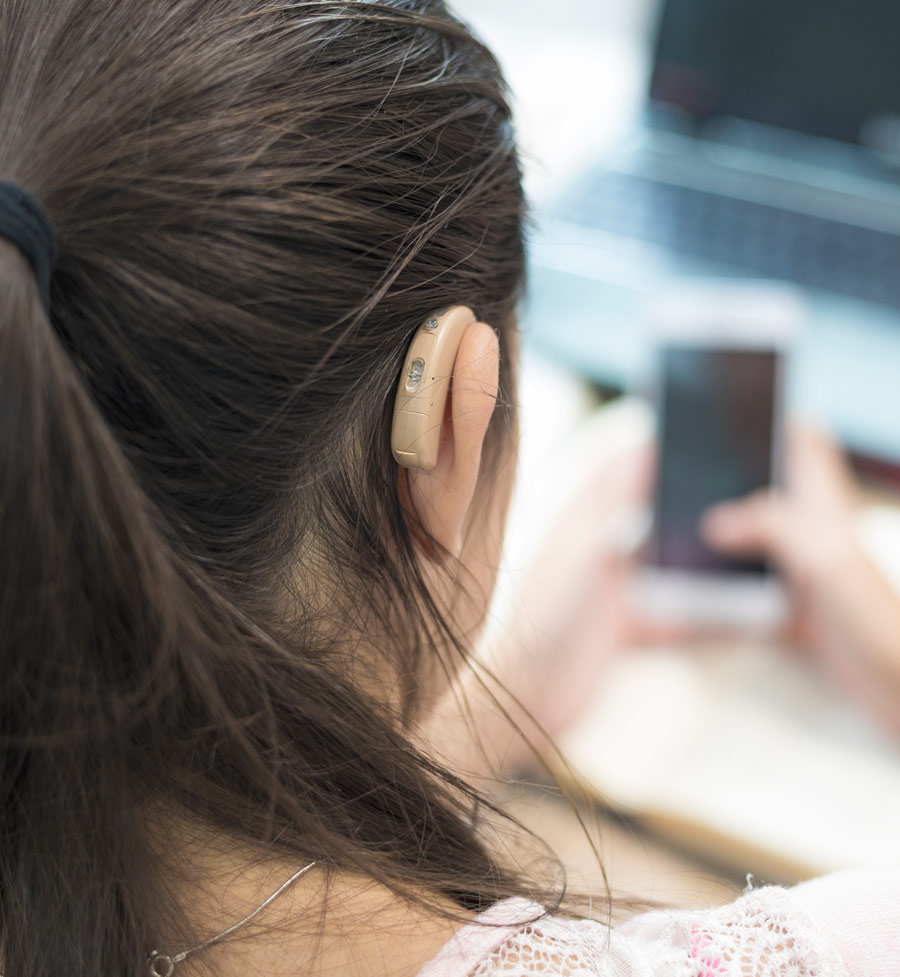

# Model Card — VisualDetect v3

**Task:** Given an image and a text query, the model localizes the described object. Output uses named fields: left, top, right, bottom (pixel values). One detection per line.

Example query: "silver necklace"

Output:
left=147, top=860, right=317, bottom=977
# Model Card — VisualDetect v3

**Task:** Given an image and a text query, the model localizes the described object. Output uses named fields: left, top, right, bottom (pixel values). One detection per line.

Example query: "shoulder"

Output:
left=416, top=871, right=900, bottom=977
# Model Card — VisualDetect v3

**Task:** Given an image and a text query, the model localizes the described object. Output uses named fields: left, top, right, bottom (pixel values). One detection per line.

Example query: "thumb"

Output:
left=701, top=490, right=794, bottom=566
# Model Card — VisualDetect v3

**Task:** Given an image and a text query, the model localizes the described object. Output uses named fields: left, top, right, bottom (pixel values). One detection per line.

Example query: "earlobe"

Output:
left=397, top=315, right=499, bottom=559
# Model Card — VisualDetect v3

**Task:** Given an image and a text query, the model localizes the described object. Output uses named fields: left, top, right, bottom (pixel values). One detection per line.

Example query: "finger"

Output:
left=623, top=438, right=656, bottom=501
left=625, top=616, right=700, bottom=646
left=700, top=490, right=791, bottom=561
left=602, top=553, right=705, bottom=645
left=561, top=441, right=656, bottom=550
left=593, top=438, right=656, bottom=509
left=787, top=418, right=857, bottom=500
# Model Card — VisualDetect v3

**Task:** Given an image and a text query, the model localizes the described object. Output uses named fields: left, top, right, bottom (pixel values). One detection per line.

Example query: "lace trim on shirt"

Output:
left=467, top=886, right=848, bottom=977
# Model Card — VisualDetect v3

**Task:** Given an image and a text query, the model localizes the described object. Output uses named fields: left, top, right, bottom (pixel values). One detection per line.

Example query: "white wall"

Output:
left=446, top=0, right=660, bottom=204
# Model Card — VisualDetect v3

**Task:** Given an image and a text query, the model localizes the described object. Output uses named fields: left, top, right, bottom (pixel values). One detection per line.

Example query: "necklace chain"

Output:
left=147, top=860, right=317, bottom=977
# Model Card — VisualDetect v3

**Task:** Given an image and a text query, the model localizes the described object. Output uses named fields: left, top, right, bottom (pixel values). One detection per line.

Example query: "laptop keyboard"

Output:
left=551, top=170, right=900, bottom=308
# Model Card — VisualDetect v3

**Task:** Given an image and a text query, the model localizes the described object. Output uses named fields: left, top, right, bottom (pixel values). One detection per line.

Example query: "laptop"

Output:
left=527, top=0, right=900, bottom=468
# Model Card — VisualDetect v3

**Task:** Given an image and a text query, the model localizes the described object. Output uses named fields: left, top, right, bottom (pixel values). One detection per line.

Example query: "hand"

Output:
left=702, top=423, right=900, bottom=733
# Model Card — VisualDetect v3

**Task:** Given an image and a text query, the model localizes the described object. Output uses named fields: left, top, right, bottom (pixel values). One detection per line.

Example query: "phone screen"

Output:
left=651, top=345, right=778, bottom=576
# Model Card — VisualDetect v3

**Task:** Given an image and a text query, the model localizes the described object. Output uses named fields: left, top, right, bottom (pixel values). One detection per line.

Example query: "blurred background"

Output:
left=447, top=0, right=900, bottom=907
left=453, top=0, right=900, bottom=467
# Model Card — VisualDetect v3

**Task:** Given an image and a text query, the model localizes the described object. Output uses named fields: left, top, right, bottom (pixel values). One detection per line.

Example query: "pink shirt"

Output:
left=416, top=870, right=900, bottom=977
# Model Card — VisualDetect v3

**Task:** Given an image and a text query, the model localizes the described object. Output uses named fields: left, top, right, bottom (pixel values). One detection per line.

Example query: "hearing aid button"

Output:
left=393, top=409, right=431, bottom=449
left=405, top=357, right=426, bottom=393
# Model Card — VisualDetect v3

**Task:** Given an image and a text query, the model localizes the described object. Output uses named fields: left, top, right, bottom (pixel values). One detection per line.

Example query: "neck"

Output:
left=148, top=814, right=465, bottom=977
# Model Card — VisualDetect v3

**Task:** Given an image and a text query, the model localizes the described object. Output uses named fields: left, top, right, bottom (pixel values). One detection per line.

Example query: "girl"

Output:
left=0, top=1, right=896, bottom=975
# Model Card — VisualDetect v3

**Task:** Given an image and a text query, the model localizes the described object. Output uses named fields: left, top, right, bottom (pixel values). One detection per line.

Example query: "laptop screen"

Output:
left=650, top=0, right=900, bottom=154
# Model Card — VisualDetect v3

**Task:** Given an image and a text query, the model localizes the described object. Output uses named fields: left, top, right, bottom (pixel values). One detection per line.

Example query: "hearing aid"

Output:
left=391, top=305, right=477, bottom=471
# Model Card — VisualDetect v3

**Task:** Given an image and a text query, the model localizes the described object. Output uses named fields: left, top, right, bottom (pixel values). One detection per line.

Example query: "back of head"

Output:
left=0, top=2, right=529, bottom=974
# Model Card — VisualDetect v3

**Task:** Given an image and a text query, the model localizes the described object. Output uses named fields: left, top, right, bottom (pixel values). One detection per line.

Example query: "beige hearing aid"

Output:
left=391, top=305, right=476, bottom=471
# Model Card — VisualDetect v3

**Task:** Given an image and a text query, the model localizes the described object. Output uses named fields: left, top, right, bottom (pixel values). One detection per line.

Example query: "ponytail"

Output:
left=0, top=239, right=188, bottom=974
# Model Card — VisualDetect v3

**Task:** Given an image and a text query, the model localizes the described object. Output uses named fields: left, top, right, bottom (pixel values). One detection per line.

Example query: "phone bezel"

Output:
left=636, top=283, right=804, bottom=629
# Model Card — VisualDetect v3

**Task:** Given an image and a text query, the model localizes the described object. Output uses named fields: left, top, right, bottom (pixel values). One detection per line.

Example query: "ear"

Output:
left=401, top=320, right=499, bottom=558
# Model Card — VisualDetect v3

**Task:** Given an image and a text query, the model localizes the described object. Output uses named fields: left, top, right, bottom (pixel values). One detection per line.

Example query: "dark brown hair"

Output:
left=0, top=1, right=578, bottom=975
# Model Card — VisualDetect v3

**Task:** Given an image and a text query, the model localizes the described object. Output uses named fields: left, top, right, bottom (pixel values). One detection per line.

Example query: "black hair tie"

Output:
left=0, top=181, right=58, bottom=314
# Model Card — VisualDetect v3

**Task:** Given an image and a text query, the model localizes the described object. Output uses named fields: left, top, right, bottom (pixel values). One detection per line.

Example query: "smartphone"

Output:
left=636, top=284, right=805, bottom=629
